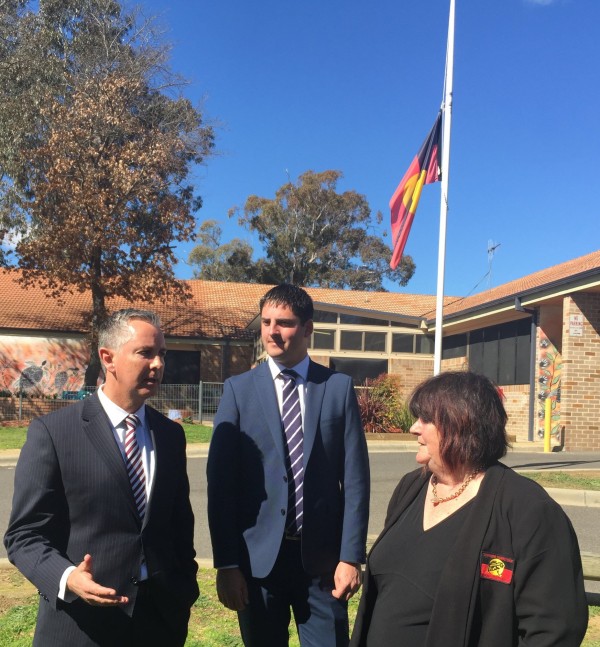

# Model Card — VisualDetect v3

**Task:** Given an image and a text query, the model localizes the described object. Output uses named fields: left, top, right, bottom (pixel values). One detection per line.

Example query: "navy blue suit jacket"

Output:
left=207, top=360, right=370, bottom=579
left=4, top=392, right=198, bottom=645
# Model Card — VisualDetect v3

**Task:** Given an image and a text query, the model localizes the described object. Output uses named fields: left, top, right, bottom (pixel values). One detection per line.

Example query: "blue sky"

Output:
left=137, top=0, right=599, bottom=297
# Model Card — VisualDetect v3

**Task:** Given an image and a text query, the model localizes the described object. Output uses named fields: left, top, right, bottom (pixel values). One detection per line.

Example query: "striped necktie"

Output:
left=280, top=369, right=303, bottom=535
left=124, top=414, right=146, bottom=519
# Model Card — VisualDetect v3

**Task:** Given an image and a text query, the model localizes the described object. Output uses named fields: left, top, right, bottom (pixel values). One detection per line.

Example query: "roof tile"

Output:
left=2, top=248, right=599, bottom=336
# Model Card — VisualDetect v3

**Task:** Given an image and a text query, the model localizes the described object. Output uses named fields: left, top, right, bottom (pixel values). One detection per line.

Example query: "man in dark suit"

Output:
left=4, top=309, right=198, bottom=646
left=207, top=284, right=370, bottom=647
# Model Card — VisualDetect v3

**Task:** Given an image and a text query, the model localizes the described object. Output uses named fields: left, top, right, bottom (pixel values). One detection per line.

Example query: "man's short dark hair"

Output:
left=259, top=284, right=314, bottom=324
left=409, top=371, right=509, bottom=474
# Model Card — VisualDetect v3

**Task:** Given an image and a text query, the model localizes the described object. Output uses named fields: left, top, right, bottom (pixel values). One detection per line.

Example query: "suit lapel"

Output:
left=303, top=360, right=325, bottom=464
left=253, top=362, right=286, bottom=460
left=144, top=407, right=161, bottom=528
left=81, top=393, right=141, bottom=523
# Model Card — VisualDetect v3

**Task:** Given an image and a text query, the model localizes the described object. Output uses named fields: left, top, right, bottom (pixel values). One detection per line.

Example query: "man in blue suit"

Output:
left=207, top=284, right=370, bottom=646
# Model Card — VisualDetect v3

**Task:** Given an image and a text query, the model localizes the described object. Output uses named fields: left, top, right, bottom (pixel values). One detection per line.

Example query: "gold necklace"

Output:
left=431, top=470, right=479, bottom=505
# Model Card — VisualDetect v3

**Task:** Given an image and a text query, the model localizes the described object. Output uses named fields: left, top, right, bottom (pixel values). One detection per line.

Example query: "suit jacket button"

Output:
left=281, top=509, right=286, bottom=516
left=130, top=577, right=139, bottom=585
left=283, top=476, right=288, bottom=482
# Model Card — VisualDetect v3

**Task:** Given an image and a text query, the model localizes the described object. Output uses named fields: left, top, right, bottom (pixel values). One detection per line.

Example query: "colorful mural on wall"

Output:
left=537, top=330, right=561, bottom=438
left=0, top=336, right=89, bottom=397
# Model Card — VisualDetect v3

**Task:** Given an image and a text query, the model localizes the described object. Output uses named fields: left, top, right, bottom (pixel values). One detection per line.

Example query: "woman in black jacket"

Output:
left=350, top=371, right=588, bottom=647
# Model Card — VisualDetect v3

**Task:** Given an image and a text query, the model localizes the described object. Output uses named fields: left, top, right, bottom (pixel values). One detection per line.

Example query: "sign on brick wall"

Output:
left=568, top=314, right=584, bottom=336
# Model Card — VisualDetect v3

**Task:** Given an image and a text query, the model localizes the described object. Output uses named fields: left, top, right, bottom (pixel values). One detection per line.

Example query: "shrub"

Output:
left=357, top=374, right=415, bottom=433
left=356, top=385, right=389, bottom=434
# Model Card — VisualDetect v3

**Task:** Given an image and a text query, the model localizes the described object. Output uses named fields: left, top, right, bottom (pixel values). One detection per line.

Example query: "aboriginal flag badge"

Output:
left=480, top=552, right=515, bottom=584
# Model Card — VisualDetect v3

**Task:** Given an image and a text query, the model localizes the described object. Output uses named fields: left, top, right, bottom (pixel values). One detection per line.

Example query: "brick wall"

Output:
left=441, top=356, right=468, bottom=372
left=388, top=357, right=434, bottom=400
left=500, top=384, right=530, bottom=443
left=228, top=344, right=253, bottom=377
left=201, top=343, right=254, bottom=382
left=560, top=293, right=600, bottom=451
left=200, top=345, right=224, bottom=382
left=0, top=396, right=70, bottom=422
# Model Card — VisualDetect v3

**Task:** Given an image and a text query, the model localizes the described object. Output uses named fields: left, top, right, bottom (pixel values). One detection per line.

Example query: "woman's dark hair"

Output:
left=259, top=284, right=314, bottom=324
left=409, top=371, right=509, bottom=474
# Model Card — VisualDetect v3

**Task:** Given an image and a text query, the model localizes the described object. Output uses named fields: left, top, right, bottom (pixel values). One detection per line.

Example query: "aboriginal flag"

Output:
left=389, top=112, right=442, bottom=269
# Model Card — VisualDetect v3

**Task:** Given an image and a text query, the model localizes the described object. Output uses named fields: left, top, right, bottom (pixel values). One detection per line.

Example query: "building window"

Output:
left=416, top=335, right=435, bottom=354
left=329, top=357, right=388, bottom=385
left=392, top=333, right=414, bottom=353
left=340, top=330, right=363, bottom=351
left=313, top=310, right=337, bottom=323
left=311, top=328, right=335, bottom=350
left=364, top=332, right=386, bottom=352
left=339, top=314, right=389, bottom=326
left=391, top=333, right=435, bottom=354
left=469, top=319, right=531, bottom=386
left=340, top=330, right=386, bottom=352
left=442, top=333, right=467, bottom=359
left=391, top=320, right=419, bottom=328
left=163, top=350, right=200, bottom=384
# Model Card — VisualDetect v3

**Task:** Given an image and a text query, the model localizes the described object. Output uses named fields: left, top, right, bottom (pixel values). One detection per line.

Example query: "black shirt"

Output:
left=366, top=484, right=473, bottom=646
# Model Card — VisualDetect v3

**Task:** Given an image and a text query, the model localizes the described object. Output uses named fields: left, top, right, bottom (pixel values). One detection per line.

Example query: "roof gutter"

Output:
left=424, top=268, right=600, bottom=326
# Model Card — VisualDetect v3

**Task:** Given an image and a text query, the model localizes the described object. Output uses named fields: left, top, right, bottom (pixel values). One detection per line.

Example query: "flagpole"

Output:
left=433, top=0, right=455, bottom=375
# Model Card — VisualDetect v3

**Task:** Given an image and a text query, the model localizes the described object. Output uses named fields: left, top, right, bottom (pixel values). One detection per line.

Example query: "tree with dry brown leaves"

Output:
left=0, top=0, right=214, bottom=384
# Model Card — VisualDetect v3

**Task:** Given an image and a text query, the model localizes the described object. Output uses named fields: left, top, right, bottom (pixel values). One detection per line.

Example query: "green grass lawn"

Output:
left=0, top=424, right=212, bottom=450
left=0, top=428, right=27, bottom=451
left=0, top=568, right=597, bottom=646
left=522, top=470, right=600, bottom=491
left=182, top=424, right=212, bottom=444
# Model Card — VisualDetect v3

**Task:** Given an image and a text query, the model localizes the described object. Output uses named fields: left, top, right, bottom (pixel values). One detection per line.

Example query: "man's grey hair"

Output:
left=98, top=309, right=162, bottom=351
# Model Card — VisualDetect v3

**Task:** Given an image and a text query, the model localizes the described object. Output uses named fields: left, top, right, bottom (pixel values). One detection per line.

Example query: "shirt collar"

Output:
left=267, top=355, right=310, bottom=382
left=97, top=385, right=146, bottom=429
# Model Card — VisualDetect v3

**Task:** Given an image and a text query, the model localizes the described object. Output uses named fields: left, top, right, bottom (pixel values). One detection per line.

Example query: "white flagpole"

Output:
left=433, top=0, right=455, bottom=375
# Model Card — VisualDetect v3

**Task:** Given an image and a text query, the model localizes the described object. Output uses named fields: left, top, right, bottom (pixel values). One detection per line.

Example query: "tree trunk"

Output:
left=84, top=270, right=108, bottom=387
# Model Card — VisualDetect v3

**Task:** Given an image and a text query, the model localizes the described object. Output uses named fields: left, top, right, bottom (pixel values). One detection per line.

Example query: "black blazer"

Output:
left=4, top=392, right=198, bottom=644
left=351, top=463, right=588, bottom=647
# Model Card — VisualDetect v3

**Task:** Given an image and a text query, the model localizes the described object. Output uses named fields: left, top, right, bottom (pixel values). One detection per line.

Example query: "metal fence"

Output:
left=0, top=383, right=377, bottom=426
left=0, top=383, right=224, bottom=425
left=147, top=383, right=224, bottom=424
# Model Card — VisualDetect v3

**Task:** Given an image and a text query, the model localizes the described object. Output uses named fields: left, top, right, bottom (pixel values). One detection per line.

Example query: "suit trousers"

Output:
left=238, top=537, right=349, bottom=647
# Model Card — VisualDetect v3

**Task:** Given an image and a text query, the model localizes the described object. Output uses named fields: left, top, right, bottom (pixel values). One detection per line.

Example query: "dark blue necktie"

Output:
left=280, top=369, right=304, bottom=535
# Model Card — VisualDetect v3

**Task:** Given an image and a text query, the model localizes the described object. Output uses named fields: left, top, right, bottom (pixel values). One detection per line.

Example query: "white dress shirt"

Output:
left=267, top=354, right=310, bottom=419
left=58, top=387, right=155, bottom=600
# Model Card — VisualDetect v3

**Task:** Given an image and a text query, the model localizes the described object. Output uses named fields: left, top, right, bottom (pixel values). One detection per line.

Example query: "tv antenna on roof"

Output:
left=487, top=240, right=501, bottom=289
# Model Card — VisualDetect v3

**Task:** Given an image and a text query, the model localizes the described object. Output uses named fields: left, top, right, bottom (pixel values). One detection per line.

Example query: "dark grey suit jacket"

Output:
left=4, top=392, right=198, bottom=646
left=207, top=360, right=370, bottom=579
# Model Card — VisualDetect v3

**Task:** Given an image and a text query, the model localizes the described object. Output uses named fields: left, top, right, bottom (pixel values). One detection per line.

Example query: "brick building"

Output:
left=1, top=250, right=599, bottom=450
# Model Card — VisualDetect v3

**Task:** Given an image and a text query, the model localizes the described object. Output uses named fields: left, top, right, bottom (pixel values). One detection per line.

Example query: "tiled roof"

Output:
left=2, top=249, right=599, bottom=338
left=425, top=249, right=600, bottom=321
left=306, top=287, right=444, bottom=318
left=0, top=270, right=265, bottom=339
left=0, top=271, right=442, bottom=339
